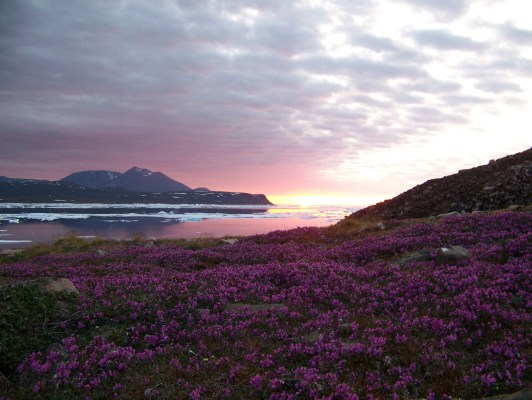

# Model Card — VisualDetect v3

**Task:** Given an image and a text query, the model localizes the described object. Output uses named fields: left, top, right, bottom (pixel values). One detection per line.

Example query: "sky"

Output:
left=1, top=0, right=531, bottom=206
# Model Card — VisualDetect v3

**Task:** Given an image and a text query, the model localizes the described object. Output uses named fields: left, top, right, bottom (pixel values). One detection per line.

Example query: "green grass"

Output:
left=0, top=280, right=80, bottom=379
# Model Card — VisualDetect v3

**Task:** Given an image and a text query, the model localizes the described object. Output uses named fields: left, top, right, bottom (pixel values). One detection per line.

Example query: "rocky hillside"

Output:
left=349, top=147, right=532, bottom=220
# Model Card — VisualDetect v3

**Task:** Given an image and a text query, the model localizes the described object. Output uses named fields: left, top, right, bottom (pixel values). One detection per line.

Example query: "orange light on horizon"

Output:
left=268, top=194, right=387, bottom=207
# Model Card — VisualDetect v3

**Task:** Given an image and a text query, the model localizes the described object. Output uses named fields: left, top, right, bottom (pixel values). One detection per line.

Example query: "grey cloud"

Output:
left=0, top=0, right=530, bottom=188
left=461, top=54, right=532, bottom=79
left=476, top=80, right=522, bottom=94
left=301, top=55, right=427, bottom=81
left=400, top=79, right=462, bottom=94
left=395, top=0, right=470, bottom=19
left=410, top=30, right=486, bottom=51
left=499, top=23, right=532, bottom=45
left=441, top=94, right=491, bottom=105
left=406, top=105, right=468, bottom=126
left=350, top=33, right=399, bottom=53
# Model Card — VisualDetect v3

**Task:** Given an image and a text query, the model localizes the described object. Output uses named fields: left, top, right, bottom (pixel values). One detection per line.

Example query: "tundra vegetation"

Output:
left=1, top=212, right=530, bottom=399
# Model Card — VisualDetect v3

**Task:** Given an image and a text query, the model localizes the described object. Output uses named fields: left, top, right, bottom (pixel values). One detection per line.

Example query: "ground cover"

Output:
left=1, top=212, right=530, bottom=399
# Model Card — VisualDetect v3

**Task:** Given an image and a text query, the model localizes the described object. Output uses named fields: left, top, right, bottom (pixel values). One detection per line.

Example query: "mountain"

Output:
left=61, top=167, right=191, bottom=192
left=0, top=167, right=272, bottom=205
left=0, top=179, right=273, bottom=205
left=348, top=147, right=532, bottom=221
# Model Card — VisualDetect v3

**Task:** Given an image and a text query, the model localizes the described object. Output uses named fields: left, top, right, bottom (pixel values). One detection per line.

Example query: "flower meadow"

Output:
left=1, top=212, right=531, bottom=399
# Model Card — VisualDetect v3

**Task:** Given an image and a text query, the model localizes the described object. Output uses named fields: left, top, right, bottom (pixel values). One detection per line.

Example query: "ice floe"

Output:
left=0, top=204, right=359, bottom=225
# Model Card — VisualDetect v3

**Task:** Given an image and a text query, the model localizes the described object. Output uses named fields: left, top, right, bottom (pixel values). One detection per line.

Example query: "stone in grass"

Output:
left=480, top=387, right=532, bottom=400
left=191, top=308, right=210, bottom=319
left=222, top=238, right=239, bottom=245
left=303, top=331, right=323, bottom=343
left=0, top=279, right=79, bottom=377
left=223, top=303, right=287, bottom=313
left=436, top=211, right=461, bottom=219
left=397, top=250, right=432, bottom=265
left=0, top=249, right=23, bottom=256
left=338, top=323, right=354, bottom=333
left=435, top=245, right=471, bottom=265
left=42, top=278, right=79, bottom=296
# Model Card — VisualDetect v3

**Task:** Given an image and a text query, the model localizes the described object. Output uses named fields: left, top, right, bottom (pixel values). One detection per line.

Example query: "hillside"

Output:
left=349, top=147, right=532, bottom=221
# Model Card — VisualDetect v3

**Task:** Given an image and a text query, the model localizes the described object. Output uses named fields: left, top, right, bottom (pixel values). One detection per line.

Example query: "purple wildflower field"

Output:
left=1, top=212, right=531, bottom=399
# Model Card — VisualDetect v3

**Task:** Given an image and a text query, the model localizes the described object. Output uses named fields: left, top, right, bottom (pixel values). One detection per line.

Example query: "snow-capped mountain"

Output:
left=61, top=167, right=191, bottom=192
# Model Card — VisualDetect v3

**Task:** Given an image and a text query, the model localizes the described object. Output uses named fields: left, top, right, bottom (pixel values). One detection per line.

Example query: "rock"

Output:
left=503, top=388, right=532, bottom=400
left=47, top=342, right=69, bottom=356
left=144, top=240, right=155, bottom=248
left=222, top=238, right=239, bottom=245
left=480, top=387, right=532, bottom=399
left=191, top=308, right=210, bottom=319
left=42, top=278, right=79, bottom=296
left=97, top=249, right=107, bottom=256
left=377, top=222, right=386, bottom=230
left=436, top=211, right=460, bottom=218
left=507, top=205, right=522, bottom=211
left=223, top=303, right=287, bottom=313
left=435, top=245, right=471, bottom=265
left=341, top=342, right=360, bottom=351
left=397, top=250, right=432, bottom=265
left=144, top=384, right=161, bottom=398
left=346, top=148, right=532, bottom=221
left=502, top=387, right=532, bottom=400
left=303, top=331, right=323, bottom=343
left=338, top=323, right=353, bottom=332
left=0, top=249, right=23, bottom=256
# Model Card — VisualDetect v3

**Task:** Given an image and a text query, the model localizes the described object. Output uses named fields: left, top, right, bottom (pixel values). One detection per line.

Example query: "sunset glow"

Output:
left=1, top=0, right=531, bottom=203
left=268, top=194, right=386, bottom=207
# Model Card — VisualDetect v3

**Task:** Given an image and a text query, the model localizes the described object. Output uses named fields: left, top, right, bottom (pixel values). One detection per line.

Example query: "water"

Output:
left=0, top=204, right=358, bottom=248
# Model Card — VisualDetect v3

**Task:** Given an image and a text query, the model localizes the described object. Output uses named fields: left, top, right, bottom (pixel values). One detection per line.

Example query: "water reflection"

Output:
left=0, top=204, right=359, bottom=248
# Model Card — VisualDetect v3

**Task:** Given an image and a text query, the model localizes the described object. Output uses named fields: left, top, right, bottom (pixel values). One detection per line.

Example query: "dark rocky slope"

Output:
left=349, top=147, right=532, bottom=221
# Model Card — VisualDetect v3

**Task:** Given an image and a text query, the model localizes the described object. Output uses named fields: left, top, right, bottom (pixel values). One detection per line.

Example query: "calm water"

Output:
left=0, top=204, right=358, bottom=248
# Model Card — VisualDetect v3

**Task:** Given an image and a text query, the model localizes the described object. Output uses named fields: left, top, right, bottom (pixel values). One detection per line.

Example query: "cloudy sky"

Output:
left=1, top=0, right=531, bottom=205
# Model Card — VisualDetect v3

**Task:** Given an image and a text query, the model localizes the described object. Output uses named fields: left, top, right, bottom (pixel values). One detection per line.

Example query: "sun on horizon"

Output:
left=268, top=194, right=387, bottom=208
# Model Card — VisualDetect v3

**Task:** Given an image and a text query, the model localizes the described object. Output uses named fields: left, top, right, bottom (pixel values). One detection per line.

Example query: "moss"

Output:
left=0, top=280, right=79, bottom=377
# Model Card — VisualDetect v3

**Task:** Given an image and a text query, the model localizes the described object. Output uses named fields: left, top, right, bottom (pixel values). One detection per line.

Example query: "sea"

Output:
left=0, top=203, right=360, bottom=249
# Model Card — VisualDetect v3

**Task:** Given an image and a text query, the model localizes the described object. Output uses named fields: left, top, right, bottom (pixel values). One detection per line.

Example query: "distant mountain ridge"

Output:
left=0, top=167, right=272, bottom=205
left=348, top=147, right=532, bottom=221
left=61, top=167, right=191, bottom=192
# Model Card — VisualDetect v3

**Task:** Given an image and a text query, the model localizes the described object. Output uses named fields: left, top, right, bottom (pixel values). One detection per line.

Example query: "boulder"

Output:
left=222, top=238, right=239, bottom=245
left=437, top=211, right=460, bottom=218
left=303, top=331, right=323, bottom=343
left=0, top=249, right=23, bottom=257
left=42, top=278, right=79, bottom=296
left=144, top=240, right=155, bottom=248
left=435, top=245, right=471, bottom=265
left=397, top=250, right=432, bottom=265
left=191, top=308, right=210, bottom=319
left=480, top=387, right=532, bottom=399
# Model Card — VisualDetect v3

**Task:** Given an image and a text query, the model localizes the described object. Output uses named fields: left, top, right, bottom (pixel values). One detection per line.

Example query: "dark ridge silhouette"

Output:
left=348, top=147, right=532, bottom=220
